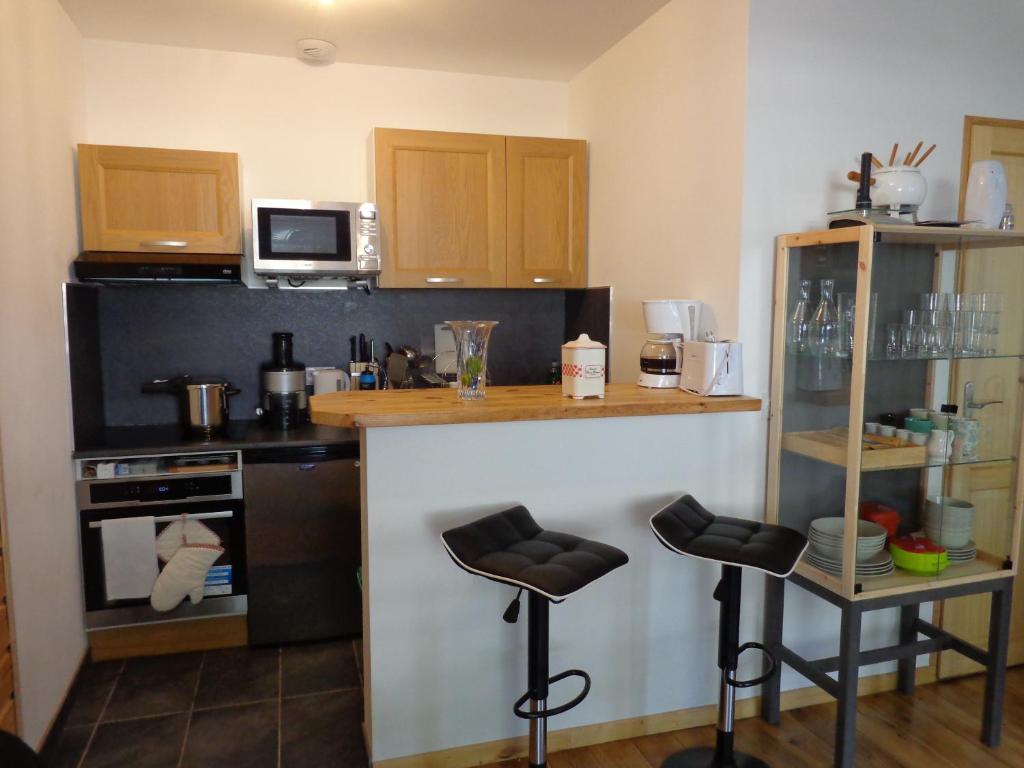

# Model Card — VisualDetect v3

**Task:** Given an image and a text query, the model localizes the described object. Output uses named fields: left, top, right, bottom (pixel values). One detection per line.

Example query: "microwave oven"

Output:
left=252, top=199, right=381, bottom=283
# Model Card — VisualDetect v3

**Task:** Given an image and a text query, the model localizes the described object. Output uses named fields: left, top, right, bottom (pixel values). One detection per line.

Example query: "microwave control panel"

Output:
left=357, top=202, right=381, bottom=271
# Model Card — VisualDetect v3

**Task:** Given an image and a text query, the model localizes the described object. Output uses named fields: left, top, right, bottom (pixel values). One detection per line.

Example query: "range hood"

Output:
left=73, top=252, right=241, bottom=284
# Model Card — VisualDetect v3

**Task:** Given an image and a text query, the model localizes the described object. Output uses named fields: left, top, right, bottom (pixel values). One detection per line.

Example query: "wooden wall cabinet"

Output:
left=373, top=128, right=587, bottom=289
left=506, top=136, right=587, bottom=289
left=78, top=144, right=241, bottom=254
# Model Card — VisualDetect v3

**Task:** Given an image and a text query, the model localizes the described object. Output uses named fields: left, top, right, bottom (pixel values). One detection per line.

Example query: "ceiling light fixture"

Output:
left=296, top=38, right=337, bottom=64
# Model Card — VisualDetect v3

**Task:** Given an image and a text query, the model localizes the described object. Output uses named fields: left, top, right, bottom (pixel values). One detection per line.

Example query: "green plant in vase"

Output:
left=461, top=355, right=484, bottom=389
left=446, top=320, right=498, bottom=400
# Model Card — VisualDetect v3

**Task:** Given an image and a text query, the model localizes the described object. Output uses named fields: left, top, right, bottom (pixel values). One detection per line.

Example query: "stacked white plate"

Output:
left=923, top=496, right=975, bottom=548
left=809, top=517, right=888, bottom=562
left=945, top=541, right=977, bottom=563
left=804, top=548, right=894, bottom=577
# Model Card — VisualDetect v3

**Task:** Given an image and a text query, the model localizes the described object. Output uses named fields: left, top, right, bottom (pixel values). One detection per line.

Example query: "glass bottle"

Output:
left=787, top=279, right=812, bottom=353
left=999, top=202, right=1014, bottom=231
left=808, top=278, right=839, bottom=357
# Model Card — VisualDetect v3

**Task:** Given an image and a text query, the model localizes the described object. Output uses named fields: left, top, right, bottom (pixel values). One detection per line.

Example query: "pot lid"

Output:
left=562, top=333, right=606, bottom=349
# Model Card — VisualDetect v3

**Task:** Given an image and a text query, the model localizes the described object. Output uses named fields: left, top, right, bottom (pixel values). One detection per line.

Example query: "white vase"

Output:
left=964, top=160, right=1008, bottom=228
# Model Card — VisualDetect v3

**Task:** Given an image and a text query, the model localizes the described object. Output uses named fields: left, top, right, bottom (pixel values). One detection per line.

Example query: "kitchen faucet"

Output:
left=964, top=380, right=1003, bottom=417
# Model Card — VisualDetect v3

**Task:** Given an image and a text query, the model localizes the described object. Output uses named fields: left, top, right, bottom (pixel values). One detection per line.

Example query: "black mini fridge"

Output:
left=242, top=444, right=361, bottom=645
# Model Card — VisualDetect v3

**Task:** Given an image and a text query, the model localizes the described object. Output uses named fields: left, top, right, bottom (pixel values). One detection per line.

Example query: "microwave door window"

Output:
left=263, top=209, right=352, bottom=262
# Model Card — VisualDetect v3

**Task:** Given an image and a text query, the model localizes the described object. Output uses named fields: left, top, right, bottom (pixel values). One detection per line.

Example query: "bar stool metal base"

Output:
left=662, top=746, right=771, bottom=768
left=661, top=566, right=775, bottom=768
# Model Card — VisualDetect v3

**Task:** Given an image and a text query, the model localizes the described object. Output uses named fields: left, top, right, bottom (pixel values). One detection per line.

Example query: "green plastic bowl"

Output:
left=891, top=540, right=949, bottom=574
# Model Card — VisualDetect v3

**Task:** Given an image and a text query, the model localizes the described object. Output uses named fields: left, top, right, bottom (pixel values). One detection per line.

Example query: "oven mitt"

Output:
left=156, top=518, right=221, bottom=563
left=150, top=542, right=224, bottom=612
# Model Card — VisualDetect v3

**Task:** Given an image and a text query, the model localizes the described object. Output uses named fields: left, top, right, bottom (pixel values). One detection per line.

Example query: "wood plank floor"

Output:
left=479, top=668, right=1024, bottom=768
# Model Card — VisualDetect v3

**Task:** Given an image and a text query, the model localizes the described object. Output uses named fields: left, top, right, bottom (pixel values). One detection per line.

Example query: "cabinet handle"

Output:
left=425, top=277, right=463, bottom=284
left=532, top=277, right=560, bottom=284
left=140, top=239, right=188, bottom=248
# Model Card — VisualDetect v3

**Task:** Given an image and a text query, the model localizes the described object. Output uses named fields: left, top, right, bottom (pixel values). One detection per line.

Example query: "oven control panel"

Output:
left=76, top=450, right=242, bottom=508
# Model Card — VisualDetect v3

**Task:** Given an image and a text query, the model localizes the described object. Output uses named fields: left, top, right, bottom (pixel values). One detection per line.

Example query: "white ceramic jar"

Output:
left=561, top=334, right=606, bottom=399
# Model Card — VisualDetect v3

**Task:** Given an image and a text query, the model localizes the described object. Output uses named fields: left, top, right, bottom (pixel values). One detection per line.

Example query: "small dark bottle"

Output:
left=547, top=360, right=561, bottom=385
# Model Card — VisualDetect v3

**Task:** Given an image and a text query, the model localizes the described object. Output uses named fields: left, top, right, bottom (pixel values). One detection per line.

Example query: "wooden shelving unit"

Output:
left=761, top=223, right=1024, bottom=768
left=766, top=223, right=1024, bottom=598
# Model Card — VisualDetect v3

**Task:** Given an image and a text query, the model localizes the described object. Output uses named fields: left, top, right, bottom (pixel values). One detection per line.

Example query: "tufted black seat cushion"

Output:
left=441, top=506, right=628, bottom=601
left=650, top=495, right=807, bottom=577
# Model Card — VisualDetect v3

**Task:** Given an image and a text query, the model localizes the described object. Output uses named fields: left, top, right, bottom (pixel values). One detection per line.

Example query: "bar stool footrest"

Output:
left=727, top=642, right=777, bottom=689
left=513, top=669, right=591, bottom=720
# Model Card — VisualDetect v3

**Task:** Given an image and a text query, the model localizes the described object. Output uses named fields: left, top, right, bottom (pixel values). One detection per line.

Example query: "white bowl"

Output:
left=925, top=496, right=975, bottom=523
left=924, top=526, right=971, bottom=548
left=810, top=518, right=886, bottom=540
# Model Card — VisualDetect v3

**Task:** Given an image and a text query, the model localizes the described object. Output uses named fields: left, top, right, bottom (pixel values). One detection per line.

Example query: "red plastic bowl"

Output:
left=859, top=502, right=900, bottom=540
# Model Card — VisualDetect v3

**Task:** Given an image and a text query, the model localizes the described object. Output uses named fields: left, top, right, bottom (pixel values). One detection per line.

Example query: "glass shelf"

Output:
left=787, top=349, right=1024, bottom=362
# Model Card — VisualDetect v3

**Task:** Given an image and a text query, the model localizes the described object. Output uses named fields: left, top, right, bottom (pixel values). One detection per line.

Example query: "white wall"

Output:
left=568, top=0, right=749, bottom=382
left=80, top=39, right=569, bottom=237
left=738, top=0, right=1024, bottom=684
left=0, top=0, right=87, bottom=747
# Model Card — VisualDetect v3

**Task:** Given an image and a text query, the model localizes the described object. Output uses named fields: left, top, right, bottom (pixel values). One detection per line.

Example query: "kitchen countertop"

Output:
left=72, top=419, right=359, bottom=458
left=310, top=383, right=761, bottom=428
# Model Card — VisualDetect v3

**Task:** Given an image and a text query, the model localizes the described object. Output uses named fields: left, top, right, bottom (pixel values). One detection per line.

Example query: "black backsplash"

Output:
left=68, top=284, right=609, bottom=429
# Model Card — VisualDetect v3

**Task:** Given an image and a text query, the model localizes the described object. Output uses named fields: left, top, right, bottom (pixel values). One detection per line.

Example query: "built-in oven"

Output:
left=251, top=198, right=381, bottom=287
left=75, top=451, right=246, bottom=630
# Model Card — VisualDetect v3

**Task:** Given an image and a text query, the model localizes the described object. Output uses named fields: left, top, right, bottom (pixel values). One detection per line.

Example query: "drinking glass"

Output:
left=899, top=324, right=916, bottom=359
left=885, top=323, right=901, bottom=359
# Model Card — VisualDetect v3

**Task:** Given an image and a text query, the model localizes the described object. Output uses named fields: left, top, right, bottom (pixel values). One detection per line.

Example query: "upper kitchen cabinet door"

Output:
left=78, top=144, right=241, bottom=254
left=506, top=137, right=587, bottom=289
left=374, top=128, right=506, bottom=288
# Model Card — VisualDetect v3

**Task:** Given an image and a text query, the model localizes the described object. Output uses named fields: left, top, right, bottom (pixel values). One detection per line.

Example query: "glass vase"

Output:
left=446, top=320, right=498, bottom=400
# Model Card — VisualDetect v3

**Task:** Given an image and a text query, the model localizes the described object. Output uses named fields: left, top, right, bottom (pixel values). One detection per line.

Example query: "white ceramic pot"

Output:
left=872, top=166, right=927, bottom=209
left=964, top=160, right=1008, bottom=228
left=561, top=334, right=606, bottom=400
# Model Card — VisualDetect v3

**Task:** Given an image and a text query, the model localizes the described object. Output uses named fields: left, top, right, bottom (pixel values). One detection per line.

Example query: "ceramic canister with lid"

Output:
left=561, top=334, right=607, bottom=399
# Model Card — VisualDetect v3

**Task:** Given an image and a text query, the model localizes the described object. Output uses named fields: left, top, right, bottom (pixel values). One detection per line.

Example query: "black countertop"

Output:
left=72, top=420, right=359, bottom=459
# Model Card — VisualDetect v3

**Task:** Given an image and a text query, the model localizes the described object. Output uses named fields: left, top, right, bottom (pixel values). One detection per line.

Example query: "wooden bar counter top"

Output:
left=309, top=383, right=761, bottom=428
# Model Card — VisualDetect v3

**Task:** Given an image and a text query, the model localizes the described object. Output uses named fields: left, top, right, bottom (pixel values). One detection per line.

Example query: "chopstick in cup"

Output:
left=904, top=151, right=912, bottom=165
left=907, top=141, right=924, bottom=166
left=889, top=143, right=899, bottom=166
left=870, top=154, right=882, bottom=169
left=914, top=143, right=936, bottom=167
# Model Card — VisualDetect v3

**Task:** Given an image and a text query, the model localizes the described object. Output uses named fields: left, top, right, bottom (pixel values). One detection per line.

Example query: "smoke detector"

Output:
left=296, top=38, right=337, bottom=64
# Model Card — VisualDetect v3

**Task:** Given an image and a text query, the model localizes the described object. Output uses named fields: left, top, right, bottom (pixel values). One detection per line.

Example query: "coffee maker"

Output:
left=638, top=300, right=703, bottom=388
left=260, top=332, right=307, bottom=429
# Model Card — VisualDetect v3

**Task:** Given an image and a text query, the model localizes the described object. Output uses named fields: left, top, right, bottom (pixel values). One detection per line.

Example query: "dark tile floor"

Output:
left=41, top=639, right=366, bottom=768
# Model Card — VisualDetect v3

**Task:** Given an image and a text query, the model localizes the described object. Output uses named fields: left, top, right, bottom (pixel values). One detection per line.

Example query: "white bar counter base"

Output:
left=310, top=385, right=909, bottom=766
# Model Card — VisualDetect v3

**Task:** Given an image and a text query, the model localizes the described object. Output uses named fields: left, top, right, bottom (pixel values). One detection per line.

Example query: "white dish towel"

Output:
left=100, top=517, right=159, bottom=600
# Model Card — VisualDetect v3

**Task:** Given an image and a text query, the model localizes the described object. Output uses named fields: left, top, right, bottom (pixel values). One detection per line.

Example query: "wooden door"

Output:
left=939, top=116, right=1024, bottom=678
left=0, top=440, right=16, bottom=734
left=373, top=128, right=507, bottom=288
left=506, top=137, right=587, bottom=289
left=78, top=144, right=241, bottom=254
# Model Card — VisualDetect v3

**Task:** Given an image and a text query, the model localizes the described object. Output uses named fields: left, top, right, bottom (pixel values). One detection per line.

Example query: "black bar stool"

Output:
left=650, top=495, right=807, bottom=768
left=442, top=505, right=628, bottom=768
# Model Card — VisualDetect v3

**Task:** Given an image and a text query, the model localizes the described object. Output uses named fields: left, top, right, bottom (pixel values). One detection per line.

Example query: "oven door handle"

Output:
left=88, top=510, right=234, bottom=529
